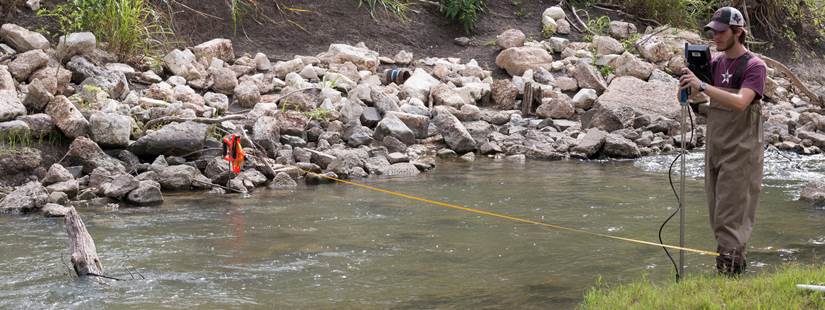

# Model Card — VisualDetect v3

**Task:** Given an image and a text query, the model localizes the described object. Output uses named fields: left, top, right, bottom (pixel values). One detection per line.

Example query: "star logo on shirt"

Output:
left=721, top=69, right=732, bottom=85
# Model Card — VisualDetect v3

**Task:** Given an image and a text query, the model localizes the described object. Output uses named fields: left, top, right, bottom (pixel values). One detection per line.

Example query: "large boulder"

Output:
left=129, top=121, right=208, bottom=157
left=43, top=163, right=74, bottom=185
left=430, top=83, right=472, bottom=108
left=496, top=29, right=526, bottom=49
left=0, top=65, right=14, bottom=91
left=192, top=38, right=235, bottom=63
left=67, top=136, right=126, bottom=174
left=0, top=23, right=49, bottom=52
left=572, top=61, right=607, bottom=94
left=89, top=111, right=131, bottom=147
left=0, top=90, right=26, bottom=122
left=252, top=116, right=280, bottom=156
left=491, top=79, right=518, bottom=110
left=17, top=113, right=55, bottom=137
left=594, top=76, right=680, bottom=126
left=382, top=163, right=420, bottom=177
left=45, top=95, right=89, bottom=138
left=495, top=47, right=553, bottom=76
left=102, top=174, right=139, bottom=199
left=0, top=181, right=48, bottom=213
left=9, top=49, right=49, bottom=81
left=432, top=106, right=476, bottom=153
left=572, top=88, right=598, bottom=110
left=374, top=114, right=415, bottom=145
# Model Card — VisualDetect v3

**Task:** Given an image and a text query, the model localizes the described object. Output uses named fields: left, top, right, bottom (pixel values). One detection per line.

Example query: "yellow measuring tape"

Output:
left=303, top=170, right=719, bottom=257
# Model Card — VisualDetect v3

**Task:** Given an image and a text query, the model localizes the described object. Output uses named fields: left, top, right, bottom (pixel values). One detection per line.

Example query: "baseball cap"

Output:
left=705, top=7, right=746, bottom=32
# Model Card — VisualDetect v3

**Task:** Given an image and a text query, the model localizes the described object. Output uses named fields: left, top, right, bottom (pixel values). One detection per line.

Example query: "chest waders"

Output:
left=705, top=53, right=765, bottom=274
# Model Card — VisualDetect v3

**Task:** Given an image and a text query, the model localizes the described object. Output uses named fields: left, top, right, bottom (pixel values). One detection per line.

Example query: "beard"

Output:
left=717, top=35, right=736, bottom=51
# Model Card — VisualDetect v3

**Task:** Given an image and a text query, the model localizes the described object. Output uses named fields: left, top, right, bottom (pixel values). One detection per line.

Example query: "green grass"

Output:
left=37, top=0, right=172, bottom=64
left=581, top=264, right=825, bottom=309
left=357, top=0, right=411, bottom=22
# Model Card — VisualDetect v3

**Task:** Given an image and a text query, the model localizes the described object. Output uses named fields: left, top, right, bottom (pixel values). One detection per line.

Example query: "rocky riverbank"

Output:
left=1, top=5, right=824, bottom=215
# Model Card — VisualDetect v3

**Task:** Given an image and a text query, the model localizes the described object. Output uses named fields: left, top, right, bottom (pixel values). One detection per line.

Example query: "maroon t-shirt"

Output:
left=711, top=52, right=767, bottom=101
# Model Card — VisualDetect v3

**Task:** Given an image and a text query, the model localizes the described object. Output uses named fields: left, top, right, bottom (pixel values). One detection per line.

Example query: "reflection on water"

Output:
left=1, top=153, right=824, bottom=309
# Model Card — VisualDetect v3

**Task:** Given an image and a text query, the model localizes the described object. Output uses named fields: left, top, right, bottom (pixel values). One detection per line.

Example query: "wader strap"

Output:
left=731, top=53, right=753, bottom=89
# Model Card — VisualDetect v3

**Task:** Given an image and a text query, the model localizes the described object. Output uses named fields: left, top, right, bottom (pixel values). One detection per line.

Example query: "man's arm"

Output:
left=700, top=85, right=756, bottom=112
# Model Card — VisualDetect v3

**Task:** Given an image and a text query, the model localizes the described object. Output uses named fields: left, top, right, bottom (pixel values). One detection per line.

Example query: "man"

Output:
left=679, top=6, right=767, bottom=276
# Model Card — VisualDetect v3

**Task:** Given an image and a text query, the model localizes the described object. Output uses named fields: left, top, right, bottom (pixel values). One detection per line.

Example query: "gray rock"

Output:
left=572, top=61, right=607, bottom=94
left=17, top=113, right=54, bottom=138
left=129, top=121, right=207, bottom=156
left=322, top=43, right=380, bottom=72
left=47, top=191, right=69, bottom=205
left=23, top=78, right=53, bottom=112
left=67, top=136, right=126, bottom=174
left=437, top=148, right=458, bottom=158
left=0, top=119, right=28, bottom=136
left=344, top=124, right=373, bottom=147
left=595, top=76, right=680, bottom=125
left=269, top=172, right=297, bottom=189
left=496, top=29, right=526, bottom=49
left=193, top=38, right=235, bottom=63
left=387, top=152, right=409, bottom=164
left=0, top=23, right=49, bottom=52
left=253, top=115, right=280, bottom=156
left=571, top=128, right=608, bottom=158
left=163, top=49, right=205, bottom=81
left=126, top=180, right=163, bottom=205
left=495, top=47, right=553, bottom=76
left=587, top=104, right=635, bottom=132
left=56, top=32, right=96, bottom=58
left=433, top=106, right=476, bottom=153
left=613, top=52, right=654, bottom=81
left=9, top=49, right=49, bottom=81
left=374, top=115, right=415, bottom=145
left=460, top=152, right=475, bottom=162
left=480, top=141, right=502, bottom=154
left=0, top=181, right=48, bottom=213
left=609, top=21, right=637, bottom=39
left=382, top=162, right=420, bottom=177
left=102, top=174, right=139, bottom=199
left=382, top=135, right=407, bottom=153
left=211, top=67, right=238, bottom=95
left=340, top=99, right=365, bottom=124
left=401, top=68, right=440, bottom=103
left=158, top=165, right=203, bottom=190
left=239, top=169, right=268, bottom=188
left=277, top=110, right=308, bottom=137
left=0, top=90, right=26, bottom=122
left=602, top=133, right=641, bottom=158
left=798, top=130, right=825, bottom=149
left=89, top=111, right=131, bottom=147
left=45, top=95, right=89, bottom=138
left=42, top=203, right=71, bottom=217
left=592, top=35, right=624, bottom=56
left=800, top=181, right=825, bottom=205
left=43, top=163, right=74, bottom=185
left=234, top=80, right=260, bottom=108
left=373, top=91, right=401, bottom=115
left=463, top=120, right=494, bottom=146
left=572, top=88, right=598, bottom=110
left=46, top=179, right=79, bottom=196
left=364, top=156, right=391, bottom=175
left=0, top=147, right=40, bottom=175
left=204, top=92, right=229, bottom=113
left=385, top=111, right=429, bottom=139
left=536, top=95, right=575, bottom=119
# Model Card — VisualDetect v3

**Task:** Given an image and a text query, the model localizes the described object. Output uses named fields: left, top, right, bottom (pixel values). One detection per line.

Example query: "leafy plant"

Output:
left=37, top=0, right=172, bottom=64
left=586, top=15, right=611, bottom=36
left=440, top=0, right=486, bottom=33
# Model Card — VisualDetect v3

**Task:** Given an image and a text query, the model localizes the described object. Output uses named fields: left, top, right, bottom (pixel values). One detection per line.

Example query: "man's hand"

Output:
left=679, top=68, right=701, bottom=93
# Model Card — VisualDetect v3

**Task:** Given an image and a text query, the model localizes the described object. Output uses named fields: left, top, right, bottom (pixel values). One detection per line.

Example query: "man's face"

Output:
left=711, top=28, right=736, bottom=51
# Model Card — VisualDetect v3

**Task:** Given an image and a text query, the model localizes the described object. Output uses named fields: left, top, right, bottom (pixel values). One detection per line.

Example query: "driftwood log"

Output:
left=65, top=207, right=103, bottom=277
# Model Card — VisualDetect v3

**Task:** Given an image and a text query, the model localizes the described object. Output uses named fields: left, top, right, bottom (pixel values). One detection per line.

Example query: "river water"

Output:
left=2, top=150, right=824, bottom=309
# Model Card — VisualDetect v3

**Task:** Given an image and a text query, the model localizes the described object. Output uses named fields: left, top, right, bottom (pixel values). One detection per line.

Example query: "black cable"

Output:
left=659, top=105, right=695, bottom=282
